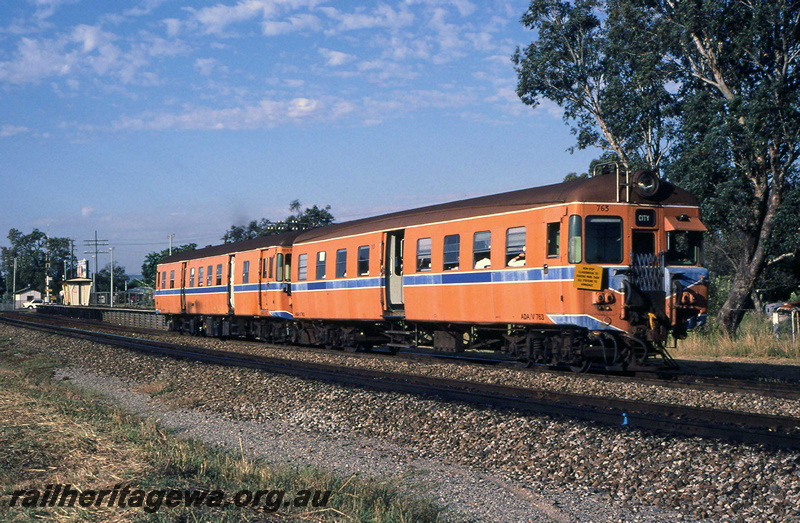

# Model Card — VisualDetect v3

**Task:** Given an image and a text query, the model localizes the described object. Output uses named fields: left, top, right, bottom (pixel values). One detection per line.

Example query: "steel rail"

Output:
left=3, top=315, right=800, bottom=450
left=8, top=311, right=800, bottom=400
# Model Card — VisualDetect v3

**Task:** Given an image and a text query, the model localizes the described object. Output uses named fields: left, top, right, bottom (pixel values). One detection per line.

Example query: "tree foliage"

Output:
left=95, top=263, right=130, bottom=293
left=513, top=0, right=678, bottom=171
left=657, top=0, right=800, bottom=331
left=1, top=228, right=75, bottom=296
left=515, top=0, right=800, bottom=334
left=222, top=200, right=334, bottom=243
left=140, top=243, right=196, bottom=288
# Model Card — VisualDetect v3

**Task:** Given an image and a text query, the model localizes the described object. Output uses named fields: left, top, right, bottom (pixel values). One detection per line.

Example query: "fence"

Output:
left=773, top=308, right=800, bottom=344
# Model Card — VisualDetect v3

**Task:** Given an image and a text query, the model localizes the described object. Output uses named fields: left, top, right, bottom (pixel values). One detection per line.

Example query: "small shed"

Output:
left=14, top=288, right=42, bottom=308
left=62, top=278, right=93, bottom=306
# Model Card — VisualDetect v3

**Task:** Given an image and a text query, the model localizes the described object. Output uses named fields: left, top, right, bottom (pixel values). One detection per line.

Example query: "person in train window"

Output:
left=507, top=247, right=526, bottom=267
left=474, top=257, right=491, bottom=269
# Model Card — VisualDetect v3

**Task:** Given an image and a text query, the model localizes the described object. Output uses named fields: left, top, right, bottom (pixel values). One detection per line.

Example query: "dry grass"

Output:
left=134, top=380, right=168, bottom=396
left=672, top=313, right=800, bottom=361
left=0, top=332, right=446, bottom=522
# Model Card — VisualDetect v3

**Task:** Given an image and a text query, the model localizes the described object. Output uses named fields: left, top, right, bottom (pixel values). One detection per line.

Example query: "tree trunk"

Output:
left=717, top=267, right=756, bottom=334
left=716, top=172, right=783, bottom=335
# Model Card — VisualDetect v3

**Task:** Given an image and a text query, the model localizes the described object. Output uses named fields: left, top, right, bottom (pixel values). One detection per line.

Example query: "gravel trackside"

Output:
left=6, top=323, right=800, bottom=521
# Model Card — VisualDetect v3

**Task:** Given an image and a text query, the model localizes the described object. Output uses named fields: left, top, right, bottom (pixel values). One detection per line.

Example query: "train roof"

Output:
left=295, top=173, right=699, bottom=244
left=159, top=231, right=301, bottom=264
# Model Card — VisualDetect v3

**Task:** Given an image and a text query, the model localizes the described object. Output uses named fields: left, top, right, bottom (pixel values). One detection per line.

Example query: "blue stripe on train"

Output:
left=547, top=314, right=624, bottom=331
left=404, top=266, right=575, bottom=286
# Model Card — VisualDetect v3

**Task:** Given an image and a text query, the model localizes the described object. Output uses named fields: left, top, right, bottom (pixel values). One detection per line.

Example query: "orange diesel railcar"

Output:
left=156, top=168, right=708, bottom=370
left=156, top=232, right=299, bottom=340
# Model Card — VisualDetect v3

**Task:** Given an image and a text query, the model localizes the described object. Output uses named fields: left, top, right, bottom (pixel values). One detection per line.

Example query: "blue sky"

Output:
left=0, top=0, right=599, bottom=274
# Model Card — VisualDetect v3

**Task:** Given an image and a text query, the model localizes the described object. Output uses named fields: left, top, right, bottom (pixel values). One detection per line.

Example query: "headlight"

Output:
left=632, top=169, right=660, bottom=198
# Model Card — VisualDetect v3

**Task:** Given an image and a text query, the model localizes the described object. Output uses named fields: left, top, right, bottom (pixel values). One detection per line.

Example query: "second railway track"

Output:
left=3, top=314, right=800, bottom=450
left=12, top=310, right=800, bottom=401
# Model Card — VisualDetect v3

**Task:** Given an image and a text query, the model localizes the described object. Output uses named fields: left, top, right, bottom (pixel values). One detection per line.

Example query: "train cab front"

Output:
left=571, top=167, right=711, bottom=369
left=618, top=210, right=708, bottom=366
left=663, top=215, right=708, bottom=338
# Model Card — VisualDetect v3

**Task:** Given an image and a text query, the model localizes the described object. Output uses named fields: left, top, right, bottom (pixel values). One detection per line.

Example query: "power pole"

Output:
left=69, top=239, right=75, bottom=279
left=84, top=231, right=108, bottom=305
left=109, top=247, right=114, bottom=308
left=45, top=233, right=51, bottom=303
left=12, top=257, right=17, bottom=308
left=169, top=234, right=175, bottom=256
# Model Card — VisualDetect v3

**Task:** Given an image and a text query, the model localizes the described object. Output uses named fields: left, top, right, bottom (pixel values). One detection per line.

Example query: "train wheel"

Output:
left=569, top=360, right=592, bottom=373
left=343, top=343, right=361, bottom=353
left=517, top=358, right=533, bottom=369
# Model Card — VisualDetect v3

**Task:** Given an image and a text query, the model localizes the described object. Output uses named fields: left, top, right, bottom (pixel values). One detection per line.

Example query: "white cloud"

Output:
left=71, top=25, right=112, bottom=53
left=262, top=14, right=320, bottom=35
left=195, top=57, right=222, bottom=76
left=163, top=18, right=182, bottom=37
left=29, top=0, right=79, bottom=23
left=81, top=206, right=94, bottom=217
left=406, top=0, right=476, bottom=17
left=361, top=88, right=476, bottom=121
left=0, top=37, right=76, bottom=85
left=191, top=0, right=321, bottom=35
left=193, top=1, right=274, bottom=35
left=0, top=125, right=30, bottom=138
left=318, top=48, right=355, bottom=66
left=113, top=96, right=337, bottom=131
left=321, top=5, right=414, bottom=33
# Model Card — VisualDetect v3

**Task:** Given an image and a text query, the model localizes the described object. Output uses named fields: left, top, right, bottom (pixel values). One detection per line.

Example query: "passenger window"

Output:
left=443, top=234, right=460, bottom=270
left=316, top=252, right=326, bottom=279
left=547, top=222, right=560, bottom=258
left=298, top=254, right=308, bottom=281
left=568, top=215, right=582, bottom=264
left=506, top=227, right=526, bottom=267
left=207, top=265, right=212, bottom=286
left=263, top=258, right=268, bottom=278
left=216, top=264, right=222, bottom=286
left=242, top=261, right=250, bottom=284
left=276, top=254, right=284, bottom=282
left=161, top=271, right=166, bottom=289
left=268, top=257, right=274, bottom=279
left=189, top=268, right=195, bottom=287
left=473, top=231, right=491, bottom=269
left=416, top=238, right=432, bottom=272
left=198, top=267, right=204, bottom=287
left=358, top=246, right=370, bottom=276
left=585, top=216, right=623, bottom=264
left=336, top=249, right=347, bottom=278
left=170, top=270, right=175, bottom=289
left=284, top=254, right=292, bottom=282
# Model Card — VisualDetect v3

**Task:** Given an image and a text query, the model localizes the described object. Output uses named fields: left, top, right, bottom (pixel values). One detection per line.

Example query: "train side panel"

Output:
left=292, top=232, right=384, bottom=321
left=403, top=208, right=566, bottom=325
left=183, top=254, right=230, bottom=316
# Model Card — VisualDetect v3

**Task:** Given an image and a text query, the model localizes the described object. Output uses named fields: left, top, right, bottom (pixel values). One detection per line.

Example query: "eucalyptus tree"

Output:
left=515, top=0, right=800, bottom=334
left=513, top=0, right=678, bottom=172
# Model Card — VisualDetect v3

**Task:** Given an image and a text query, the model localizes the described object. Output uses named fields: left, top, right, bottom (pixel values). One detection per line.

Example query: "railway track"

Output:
left=3, top=314, right=800, bottom=450
left=10, top=311, right=800, bottom=401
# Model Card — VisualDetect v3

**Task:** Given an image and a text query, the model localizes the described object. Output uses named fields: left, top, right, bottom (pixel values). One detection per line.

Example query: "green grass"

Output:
left=0, top=333, right=446, bottom=522
left=672, top=312, right=800, bottom=360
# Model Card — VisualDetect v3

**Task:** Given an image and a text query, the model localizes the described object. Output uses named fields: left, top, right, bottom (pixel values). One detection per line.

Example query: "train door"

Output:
left=384, top=230, right=405, bottom=311
left=259, top=249, right=269, bottom=311
left=227, top=255, right=235, bottom=313
left=271, top=252, right=284, bottom=311
left=180, top=261, right=187, bottom=313
left=630, top=209, right=665, bottom=315
left=543, top=212, right=567, bottom=316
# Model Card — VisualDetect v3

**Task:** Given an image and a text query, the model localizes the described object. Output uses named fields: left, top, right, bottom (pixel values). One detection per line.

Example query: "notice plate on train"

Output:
left=573, top=264, right=603, bottom=291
